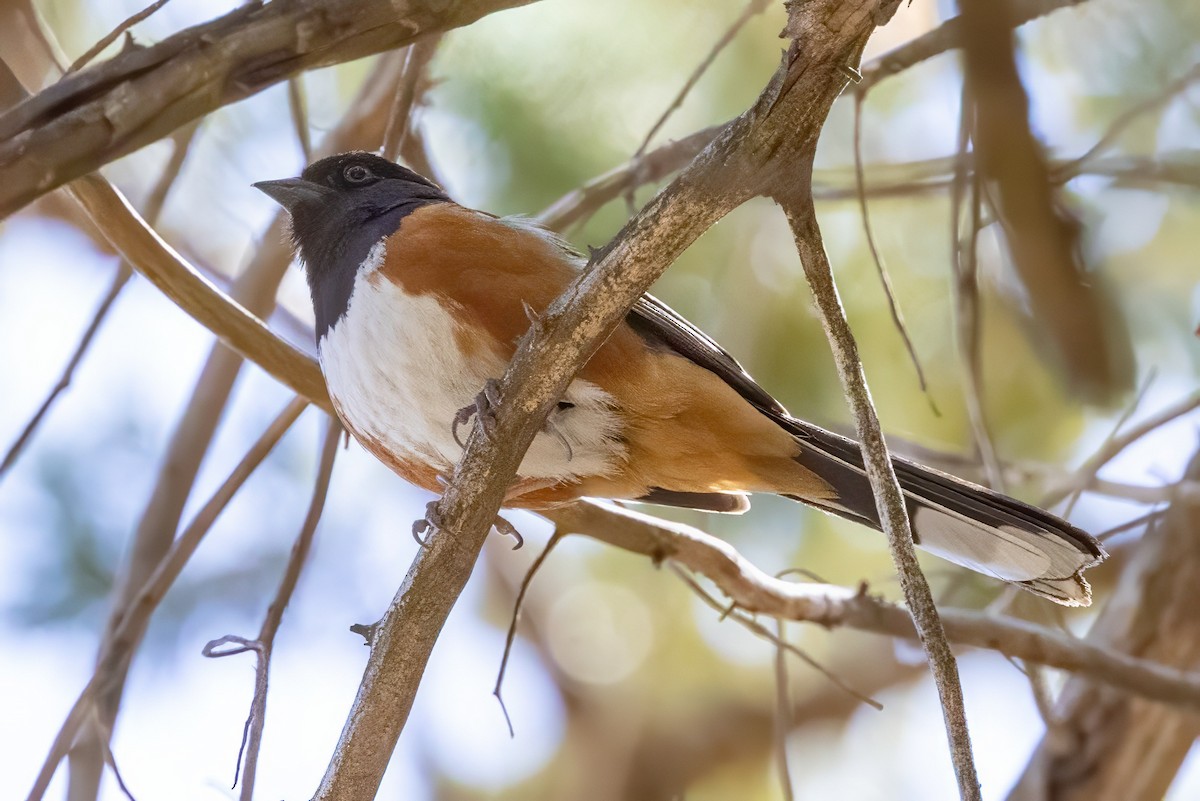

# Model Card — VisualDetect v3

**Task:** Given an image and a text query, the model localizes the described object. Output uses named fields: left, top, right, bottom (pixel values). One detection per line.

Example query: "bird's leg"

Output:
left=452, top=378, right=503, bottom=447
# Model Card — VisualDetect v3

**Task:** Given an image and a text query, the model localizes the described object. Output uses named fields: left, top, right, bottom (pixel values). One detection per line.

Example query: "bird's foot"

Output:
left=412, top=500, right=442, bottom=546
left=452, top=378, right=502, bottom=448
left=412, top=499, right=523, bottom=551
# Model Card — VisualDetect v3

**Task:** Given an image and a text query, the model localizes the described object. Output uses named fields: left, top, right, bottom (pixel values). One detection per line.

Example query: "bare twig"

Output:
left=948, top=86, right=1003, bottom=489
left=538, top=124, right=726, bottom=231
left=779, top=193, right=979, bottom=799
left=0, top=120, right=198, bottom=483
left=493, top=530, right=563, bottom=738
left=549, top=502, right=1200, bottom=711
left=1061, top=370, right=1157, bottom=517
left=26, top=398, right=308, bottom=801
left=856, top=0, right=1090, bottom=94
left=675, top=566, right=882, bottom=709
left=626, top=0, right=770, bottom=212
left=1043, top=388, right=1200, bottom=506
left=1056, top=62, right=1200, bottom=178
left=203, top=417, right=340, bottom=800
left=851, top=93, right=935, bottom=408
left=381, top=36, right=442, bottom=162
left=773, top=618, right=796, bottom=801
left=89, top=710, right=137, bottom=801
left=634, top=0, right=767, bottom=158
left=67, top=0, right=174, bottom=74
left=1095, top=508, right=1165, bottom=542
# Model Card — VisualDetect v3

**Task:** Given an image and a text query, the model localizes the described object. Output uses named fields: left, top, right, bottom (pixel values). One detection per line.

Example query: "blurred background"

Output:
left=1, top=0, right=1199, bottom=798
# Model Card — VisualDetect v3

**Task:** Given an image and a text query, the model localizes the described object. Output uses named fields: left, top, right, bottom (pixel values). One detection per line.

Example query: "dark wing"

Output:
left=625, top=293, right=1104, bottom=605
left=627, top=294, right=787, bottom=416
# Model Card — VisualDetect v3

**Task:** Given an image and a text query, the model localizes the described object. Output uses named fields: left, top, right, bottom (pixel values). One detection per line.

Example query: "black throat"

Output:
left=299, top=199, right=439, bottom=342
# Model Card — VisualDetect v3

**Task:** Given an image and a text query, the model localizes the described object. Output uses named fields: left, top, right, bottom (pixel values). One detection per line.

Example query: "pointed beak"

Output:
left=252, top=178, right=332, bottom=212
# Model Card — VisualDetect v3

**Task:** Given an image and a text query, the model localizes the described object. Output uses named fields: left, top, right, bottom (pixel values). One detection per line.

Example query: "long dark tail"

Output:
left=783, top=418, right=1106, bottom=606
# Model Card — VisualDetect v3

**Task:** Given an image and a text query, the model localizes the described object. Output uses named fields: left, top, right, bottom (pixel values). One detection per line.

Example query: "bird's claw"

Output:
left=492, top=516, right=524, bottom=550
left=412, top=500, right=442, bottom=546
left=452, top=379, right=502, bottom=447
left=412, top=500, right=522, bottom=551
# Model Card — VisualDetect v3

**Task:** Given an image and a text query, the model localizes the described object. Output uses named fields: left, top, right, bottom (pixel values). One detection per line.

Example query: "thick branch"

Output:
left=0, top=0, right=540, bottom=219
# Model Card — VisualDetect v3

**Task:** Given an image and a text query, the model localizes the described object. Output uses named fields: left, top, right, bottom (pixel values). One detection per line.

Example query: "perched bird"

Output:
left=255, top=151, right=1105, bottom=605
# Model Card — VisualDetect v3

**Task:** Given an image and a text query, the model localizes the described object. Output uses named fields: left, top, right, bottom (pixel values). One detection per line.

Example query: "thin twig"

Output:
left=89, top=709, right=137, bottom=801
left=1061, top=369, right=1157, bottom=517
left=673, top=566, right=882, bottom=710
left=548, top=502, right=1200, bottom=710
left=67, top=0, right=174, bottom=73
left=851, top=92, right=936, bottom=412
left=780, top=194, right=980, bottom=799
left=493, top=530, right=564, bottom=738
left=538, top=124, right=726, bottom=232
left=203, top=417, right=340, bottom=801
left=381, top=36, right=441, bottom=162
left=856, top=0, right=1089, bottom=94
left=1043, top=388, right=1200, bottom=506
left=773, top=618, right=796, bottom=801
left=624, top=0, right=770, bottom=211
left=0, top=120, right=198, bottom=483
left=25, top=398, right=307, bottom=801
left=1095, top=507, right=1165, bottom=542
left=948, top=84, right=1003, bottom=489
left=1056, top=62, right=1200, bottom=178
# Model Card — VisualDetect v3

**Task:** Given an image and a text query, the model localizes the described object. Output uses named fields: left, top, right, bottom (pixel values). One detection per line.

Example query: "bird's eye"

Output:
left=343, top=164, right=373, bottom=184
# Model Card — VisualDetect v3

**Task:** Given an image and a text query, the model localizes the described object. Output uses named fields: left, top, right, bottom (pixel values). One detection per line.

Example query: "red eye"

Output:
left=343, top=164, right=372, bottom=184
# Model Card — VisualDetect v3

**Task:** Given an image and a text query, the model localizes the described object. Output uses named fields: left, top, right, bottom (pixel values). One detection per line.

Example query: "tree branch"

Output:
left=0, top=0, right=541, bottom=219
left=778, top=192, right=979, bottom=799
left=1009, top=447, right=1200, bottom=801
left=548, top=501, right=1200, bottom=712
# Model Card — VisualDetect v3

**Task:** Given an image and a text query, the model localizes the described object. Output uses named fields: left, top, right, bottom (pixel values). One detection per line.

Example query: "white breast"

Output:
left=318, top=241, right=626, bottom=482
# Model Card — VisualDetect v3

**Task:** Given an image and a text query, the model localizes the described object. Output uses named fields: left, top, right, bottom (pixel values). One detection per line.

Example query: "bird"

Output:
left=255, top=151, right=1106, bottom=606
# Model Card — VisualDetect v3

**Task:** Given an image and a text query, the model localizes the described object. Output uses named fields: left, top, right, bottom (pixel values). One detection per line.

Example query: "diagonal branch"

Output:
left=778, top=192, right=979, bottom=800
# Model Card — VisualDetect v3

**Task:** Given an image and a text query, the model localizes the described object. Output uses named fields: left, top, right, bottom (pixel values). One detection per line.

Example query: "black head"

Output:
left=254, top=152, right=450, bottom=339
